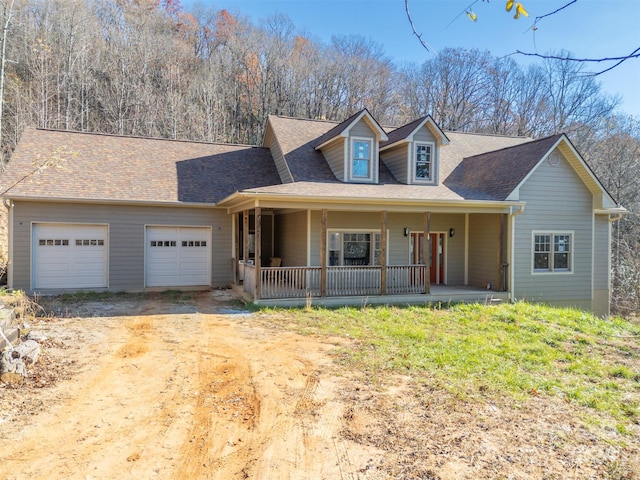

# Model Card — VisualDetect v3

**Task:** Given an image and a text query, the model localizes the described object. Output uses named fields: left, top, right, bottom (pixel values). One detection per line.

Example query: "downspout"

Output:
left=3, top=197, right=12, bottom=289
left=509, top=205, right=525, bottom=303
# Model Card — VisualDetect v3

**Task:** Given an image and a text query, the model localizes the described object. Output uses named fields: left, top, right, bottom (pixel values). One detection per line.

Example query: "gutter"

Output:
left=608, top=213, right=623, bottom=223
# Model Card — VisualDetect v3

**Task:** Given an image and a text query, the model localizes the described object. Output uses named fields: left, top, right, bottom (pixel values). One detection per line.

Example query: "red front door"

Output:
left=410, top=232, right=445, bottom=284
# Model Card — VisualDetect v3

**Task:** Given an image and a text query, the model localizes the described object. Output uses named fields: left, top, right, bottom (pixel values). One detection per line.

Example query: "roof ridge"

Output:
left=445, top=130, right=530, bottom=139
left=464, top=133, right=563, bottom=159
left=32, top=127, right=264, bottom=148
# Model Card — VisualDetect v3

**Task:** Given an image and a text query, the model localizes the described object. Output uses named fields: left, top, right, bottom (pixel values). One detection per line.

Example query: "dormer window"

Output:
left=351, top=137, right=373, bottom=181
left=414, top=141, right=434, bottom=182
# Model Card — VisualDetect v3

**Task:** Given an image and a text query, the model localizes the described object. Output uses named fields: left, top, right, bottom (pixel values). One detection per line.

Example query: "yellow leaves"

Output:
left=466, top=10, right=478, bottom=22
left=506, top=1, right=529, bottom=19
left=514, top=3, right=529, bottom=19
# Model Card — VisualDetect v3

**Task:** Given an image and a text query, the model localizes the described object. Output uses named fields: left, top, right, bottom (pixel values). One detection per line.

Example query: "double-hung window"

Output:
left=351, top=138, right=372, bottom=179
left=328, top=231, right=382, bottom=266
left=414, top=142, right=434, bottom=182
left=533, top=232, right=572, bottom=273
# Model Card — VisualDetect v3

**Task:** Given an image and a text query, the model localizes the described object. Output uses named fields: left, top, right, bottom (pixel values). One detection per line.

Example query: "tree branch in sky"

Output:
left=404, top=0, right=434, bottom=52
left=404, top=0, right=640, bottom=75
left=515, top=48, right=640, bottom=76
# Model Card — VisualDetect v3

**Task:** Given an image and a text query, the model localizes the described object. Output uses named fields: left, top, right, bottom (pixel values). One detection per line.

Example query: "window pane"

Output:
left=554, top=253, right=569, bottom=270
left=343, top=233, right=371, bottom=265
left=329, top=232, right=340, bottom=251
left=554, top=235, right=571, bottom=270
left=353, top=141, right=370, bottom=160
left=353, top=159, right=369, bottom=177
left=415, top=144, right=432, bottom=180
left=534, top=253, right=550, bottom=270
left=416, top=163, right=430, bottom=179
left=352, top=140, right=371, bottom=178
left=534, top=235, right=551, bottom=270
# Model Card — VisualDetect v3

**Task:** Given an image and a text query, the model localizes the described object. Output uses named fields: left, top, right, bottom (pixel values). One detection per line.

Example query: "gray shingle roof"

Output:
left=262, top=116, right=532, bottom=202
left=445, top=134, right=564, bottom=200
left=1, top=128, right=281, bottom=204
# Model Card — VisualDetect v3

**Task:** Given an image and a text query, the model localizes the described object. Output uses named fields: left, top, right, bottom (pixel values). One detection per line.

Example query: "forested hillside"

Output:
left=0, top=0, right=637, bottom=313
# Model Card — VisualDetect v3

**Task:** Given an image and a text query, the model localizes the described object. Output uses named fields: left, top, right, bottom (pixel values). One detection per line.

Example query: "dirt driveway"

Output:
left=1, top=291, right=638, bottom=480
left=0, top=291, right=381, bottom=479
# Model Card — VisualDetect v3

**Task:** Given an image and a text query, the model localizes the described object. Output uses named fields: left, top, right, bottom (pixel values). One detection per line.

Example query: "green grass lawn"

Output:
left=259, top=301, right=640, bottom=433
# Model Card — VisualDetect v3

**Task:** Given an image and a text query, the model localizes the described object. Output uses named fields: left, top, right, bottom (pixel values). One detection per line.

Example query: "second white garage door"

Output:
left=145, top=226, right=211, bottom=287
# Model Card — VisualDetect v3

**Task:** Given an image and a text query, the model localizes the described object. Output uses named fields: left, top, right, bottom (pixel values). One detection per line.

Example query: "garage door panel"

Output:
left=146, top=227, right=211, bottom=287
left=33, top=224, right=108, bottom=289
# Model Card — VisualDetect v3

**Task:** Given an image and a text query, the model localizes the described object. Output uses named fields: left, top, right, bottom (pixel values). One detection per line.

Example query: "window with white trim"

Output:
left=533, top=232, right=572, bottom=272
left=414, top=142, right=434, bottom=181
left=351, top=138, right=372, bottom=179
left=328, top=231, right=381, bottom=266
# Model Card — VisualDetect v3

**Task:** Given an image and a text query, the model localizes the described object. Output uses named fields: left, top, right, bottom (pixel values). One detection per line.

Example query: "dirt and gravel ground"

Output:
left=0, top=290, right=638, bottom=479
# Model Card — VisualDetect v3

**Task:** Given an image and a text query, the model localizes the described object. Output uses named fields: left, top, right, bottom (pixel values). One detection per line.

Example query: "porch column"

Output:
left=242, top=210, right=249, bottom=264
left=233, top=213, right=239, bottom=284
left=320, top=209, right=327, bottom=297
left=255, top=207, right=262, bottom=300
left=380, top=211, right=387, bottom=295
left=500, top=214, right=508, bottom=292
left=424, top=212, right=431, bottom=294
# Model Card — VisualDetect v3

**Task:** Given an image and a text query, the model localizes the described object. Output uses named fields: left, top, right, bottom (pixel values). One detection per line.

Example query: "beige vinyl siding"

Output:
left=322, top=139, right=345, bottom=181
left=306, top=211, right=466, bottom=285
left=413, top=128, right=438, bottom=143
left=593, top=214, right=611, bottom=316
left=263, top=128, right=293, bottom=183
left=349, top=119, right=376, bottom=138
left=11, top=201, right=231, bottom=292
left=381, top=144, right=409, bottom=183
left=468, top=214, right=501, bottom=289
left=276, top=210, right=308, bottom=266
left=513, top=153, right=593, bottom=306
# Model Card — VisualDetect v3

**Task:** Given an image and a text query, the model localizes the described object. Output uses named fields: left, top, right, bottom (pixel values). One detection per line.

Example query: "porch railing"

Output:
left=241, top=262, right=426, bottom=299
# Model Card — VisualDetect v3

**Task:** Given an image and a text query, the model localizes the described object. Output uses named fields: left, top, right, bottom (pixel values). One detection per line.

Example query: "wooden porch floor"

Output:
left=234, top=285, right=510, bottom=308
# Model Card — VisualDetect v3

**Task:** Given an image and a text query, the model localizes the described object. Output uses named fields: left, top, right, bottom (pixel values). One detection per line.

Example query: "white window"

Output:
left=328, top=231, right=382, bottom=266
left=533, top=232, right=572, bottom=273
left=414, top=142, right=434, bottom=181
left=351, top=138, right=372, bottom=180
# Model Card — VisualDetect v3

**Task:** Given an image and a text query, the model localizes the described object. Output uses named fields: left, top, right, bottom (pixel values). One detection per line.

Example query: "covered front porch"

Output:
left=222, top=198, right=522, bottom=306
left=237, top=261, right=509, bottom=306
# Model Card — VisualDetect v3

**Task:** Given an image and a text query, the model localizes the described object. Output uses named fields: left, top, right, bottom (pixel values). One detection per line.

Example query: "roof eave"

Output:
left=2, top=195, right=219, bottom=209
left=217, top=190, right=525, bottom=211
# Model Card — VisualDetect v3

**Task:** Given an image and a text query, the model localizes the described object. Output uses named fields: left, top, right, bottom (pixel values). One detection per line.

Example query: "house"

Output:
left=0, top=110, right=625, bottom=315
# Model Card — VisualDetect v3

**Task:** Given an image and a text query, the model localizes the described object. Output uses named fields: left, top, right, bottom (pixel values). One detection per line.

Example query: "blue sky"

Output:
left=205, top=0, right=640, bottom=117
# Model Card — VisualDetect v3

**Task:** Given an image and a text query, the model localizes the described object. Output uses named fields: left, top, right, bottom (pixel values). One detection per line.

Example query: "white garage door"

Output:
left=33, top=224, right=108, bottom=289
left=146, top=226, right=211, bottom=287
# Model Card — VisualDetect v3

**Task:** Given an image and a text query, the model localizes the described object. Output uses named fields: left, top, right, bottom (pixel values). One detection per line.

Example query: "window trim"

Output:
left=327, top=229, right=388, bottom=266
left=349, top=137, right=375, bottom=182
left=412, top=141, right=435, bottom=183
left=531, top=231, right=574, bottom=275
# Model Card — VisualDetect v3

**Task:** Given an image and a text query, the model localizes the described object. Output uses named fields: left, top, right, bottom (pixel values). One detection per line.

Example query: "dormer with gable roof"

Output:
left=313, top=109, right=388, bottom=184
left=380, top=115, right=450, bottom=185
